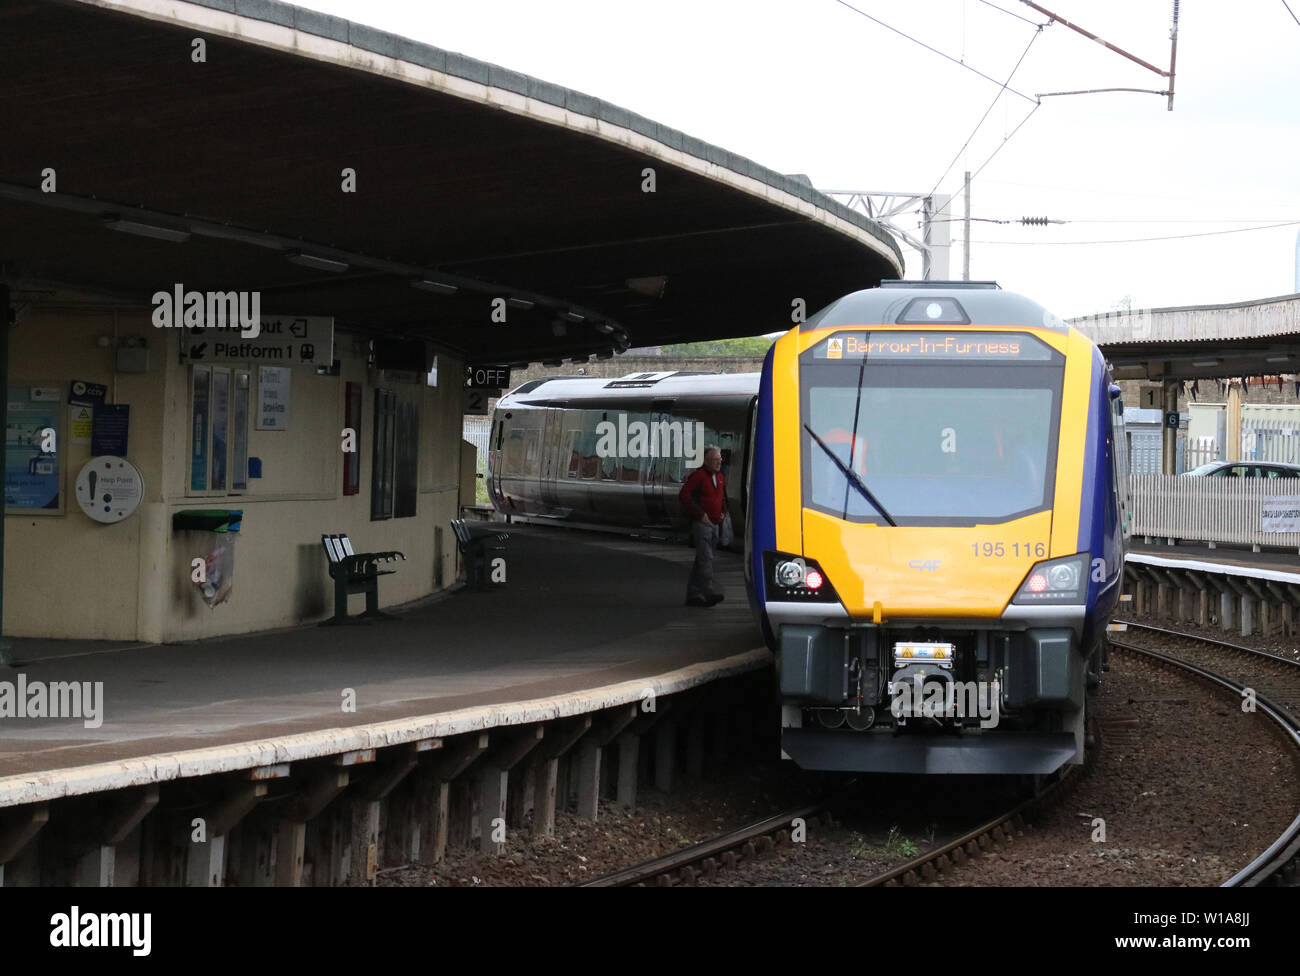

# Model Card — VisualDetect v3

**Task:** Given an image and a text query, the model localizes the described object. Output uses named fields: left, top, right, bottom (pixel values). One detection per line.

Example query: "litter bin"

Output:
left=173, top=509, right=243, bottom=607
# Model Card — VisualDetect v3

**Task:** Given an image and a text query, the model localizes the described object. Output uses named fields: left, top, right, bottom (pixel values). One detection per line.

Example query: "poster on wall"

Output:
left=91, top=403, right=130, bottom=456
left=257, top=366, right=291, bottom=430
left=69, top=404, right=93, bottom=445
left=191, top=366, right=210, bottom=491
left=5, top=389, right=61, bottom=511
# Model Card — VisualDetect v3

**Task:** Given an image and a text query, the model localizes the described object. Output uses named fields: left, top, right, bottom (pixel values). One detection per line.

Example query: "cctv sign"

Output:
left=467, top=364, right=511, bottom=389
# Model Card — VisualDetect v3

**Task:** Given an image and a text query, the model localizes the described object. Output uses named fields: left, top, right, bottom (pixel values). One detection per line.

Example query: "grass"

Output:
left=884, top=825, right=919, bottom=859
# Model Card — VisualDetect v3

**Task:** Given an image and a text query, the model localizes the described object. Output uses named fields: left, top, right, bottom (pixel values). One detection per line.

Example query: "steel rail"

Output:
left=1109, top=631, right=1300, bottom=887
left=578, top=802, right=827, bottom=887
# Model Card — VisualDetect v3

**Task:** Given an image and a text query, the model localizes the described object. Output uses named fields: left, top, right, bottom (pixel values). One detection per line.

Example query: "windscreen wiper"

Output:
left=803, top=423, right=898, bottom=526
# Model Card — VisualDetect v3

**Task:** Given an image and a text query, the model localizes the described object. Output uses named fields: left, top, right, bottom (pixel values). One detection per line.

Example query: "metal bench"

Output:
left=320, top=533, right=405, bottom=625
left=450, top=518, right=509, bottom=588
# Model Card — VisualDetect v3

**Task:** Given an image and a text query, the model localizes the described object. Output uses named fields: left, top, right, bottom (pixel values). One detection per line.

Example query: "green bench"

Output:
left=321, top=533, right=405, bottom=625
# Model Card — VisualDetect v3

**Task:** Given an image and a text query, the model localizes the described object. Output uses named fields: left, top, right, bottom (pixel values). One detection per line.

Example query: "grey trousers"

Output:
left=687, top=520, right=720, bottom=599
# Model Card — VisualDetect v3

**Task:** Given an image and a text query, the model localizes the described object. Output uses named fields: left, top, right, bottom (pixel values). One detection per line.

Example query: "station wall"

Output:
left=5, top=307, right=464, bottom=643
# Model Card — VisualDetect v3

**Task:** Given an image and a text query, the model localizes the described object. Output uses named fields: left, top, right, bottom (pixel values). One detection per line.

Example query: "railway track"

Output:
left=578, top=802, right=828, bottom=887
left=584, top=621, right=1300, bottom=887
left=1110, top=620, right=1300, bottom=887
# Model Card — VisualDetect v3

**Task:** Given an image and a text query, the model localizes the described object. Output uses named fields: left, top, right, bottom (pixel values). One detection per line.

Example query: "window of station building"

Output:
left=189, top=365, right=250, bottom=495
left=371, top=389, right=419, bottom=520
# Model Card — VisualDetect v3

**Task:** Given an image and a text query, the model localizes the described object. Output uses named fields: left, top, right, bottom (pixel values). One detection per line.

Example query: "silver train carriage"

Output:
left=488, top=371, right=760, bottom=540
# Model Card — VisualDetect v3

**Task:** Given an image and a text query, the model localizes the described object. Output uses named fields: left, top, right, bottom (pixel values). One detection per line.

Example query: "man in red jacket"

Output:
left=679, top=446, right=727, bottom=607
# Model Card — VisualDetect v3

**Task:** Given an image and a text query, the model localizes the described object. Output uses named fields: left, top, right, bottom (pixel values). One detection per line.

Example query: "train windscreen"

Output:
left=799, top=331, right=1065, bottom=526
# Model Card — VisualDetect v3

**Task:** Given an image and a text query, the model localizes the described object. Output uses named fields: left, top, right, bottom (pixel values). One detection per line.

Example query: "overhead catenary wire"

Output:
left=975, top=0, right=1045, bottom=27
left=932, top=216, right=1300, bottom=224
left=927, top=25, right=1044, bottom=220
left=970, top=220, right=1300, bottom=245
left=832, top=0, right=1039, bottom=104
left=1283, top=0, right=1300, bottom=27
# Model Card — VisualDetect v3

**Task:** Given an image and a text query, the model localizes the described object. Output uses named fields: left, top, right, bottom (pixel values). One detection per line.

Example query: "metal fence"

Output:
left=1130, top=473, right=1300, bottom=548
left=1243, top=419, right=1300, bottom=465
left=1183, top=436, right=1219, bottom=471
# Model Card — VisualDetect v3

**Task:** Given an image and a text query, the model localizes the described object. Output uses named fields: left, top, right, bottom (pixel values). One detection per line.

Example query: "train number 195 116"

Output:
left=971, top=541, right=1047, bottom=558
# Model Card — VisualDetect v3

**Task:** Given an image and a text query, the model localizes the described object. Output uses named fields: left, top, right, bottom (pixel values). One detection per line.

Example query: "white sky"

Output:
left=294, top=0, right=1300, bottom=319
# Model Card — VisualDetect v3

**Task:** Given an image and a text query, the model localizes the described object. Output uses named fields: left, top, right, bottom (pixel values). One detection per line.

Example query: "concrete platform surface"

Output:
left=1128, top=540, right=1300, bottom=583
left=0, top=527, right=767, bottom=806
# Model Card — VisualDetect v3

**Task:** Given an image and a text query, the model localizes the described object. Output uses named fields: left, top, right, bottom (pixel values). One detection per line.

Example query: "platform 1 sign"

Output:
left=1262, top=495, right=1300, bottom=533
left=180, top=316, right=334, bottom=367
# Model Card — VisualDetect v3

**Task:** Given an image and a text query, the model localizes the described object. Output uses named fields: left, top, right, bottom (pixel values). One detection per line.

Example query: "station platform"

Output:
left=1127, top=539, right=1300, bottom=585
left=0, top=527, right=767, bottom=807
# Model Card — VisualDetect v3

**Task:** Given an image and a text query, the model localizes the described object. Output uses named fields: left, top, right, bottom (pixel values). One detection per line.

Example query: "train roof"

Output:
left=803, top=281, right=1070, bottom=334
left=499, top=370, right=761, bottom=405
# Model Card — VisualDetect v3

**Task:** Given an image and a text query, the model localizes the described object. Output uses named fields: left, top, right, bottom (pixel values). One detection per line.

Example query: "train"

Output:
left=488, top=371, right=758, bottom=540
left=487, top=281, right=1130, bottom=776
left=748, top=281, right=1131, bottom=775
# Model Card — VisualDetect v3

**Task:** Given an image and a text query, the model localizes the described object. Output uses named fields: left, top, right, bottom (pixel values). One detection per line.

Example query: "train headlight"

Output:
left=1047, top=563, right=1079, bottom=590
left=1012, top=555, right=1087, bottom=605
left=765, top=551, right=840, bottom=602
left=776, top=560, right=805, bottom=587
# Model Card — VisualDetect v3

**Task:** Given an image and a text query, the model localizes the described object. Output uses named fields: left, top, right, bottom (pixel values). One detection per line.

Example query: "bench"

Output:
left=320, top=534, right=405, bottom=625
left=450, top=518, right=509, bottom=588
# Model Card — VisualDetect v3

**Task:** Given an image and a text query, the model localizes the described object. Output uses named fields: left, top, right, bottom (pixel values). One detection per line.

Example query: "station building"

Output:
left=1, top=0, right=902, bottom=644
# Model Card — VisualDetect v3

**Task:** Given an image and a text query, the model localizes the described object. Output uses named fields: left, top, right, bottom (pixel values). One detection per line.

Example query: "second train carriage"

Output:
left=489, top=371, right=760, bottom=539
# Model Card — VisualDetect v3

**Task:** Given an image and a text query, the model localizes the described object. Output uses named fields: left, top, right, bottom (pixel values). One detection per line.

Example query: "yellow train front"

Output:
left=746, top=282, right=1130, bottom=774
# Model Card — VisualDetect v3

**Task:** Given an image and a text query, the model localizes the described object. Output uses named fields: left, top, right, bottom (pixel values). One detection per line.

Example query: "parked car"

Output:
left=1182, top=460, right=1300, bottom=478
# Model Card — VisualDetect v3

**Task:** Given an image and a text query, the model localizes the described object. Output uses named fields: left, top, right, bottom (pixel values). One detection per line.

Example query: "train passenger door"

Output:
left=643, top=398, right=675, bottom=526
left=539, top=403, right=566, bottom=507
left=490, top=416, right=505, bottom=500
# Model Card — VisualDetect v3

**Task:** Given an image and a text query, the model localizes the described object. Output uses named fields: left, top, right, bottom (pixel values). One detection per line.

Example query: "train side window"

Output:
left=566, top=430, right=581, bottom=478
left=501, top=428, right=527, bottom=477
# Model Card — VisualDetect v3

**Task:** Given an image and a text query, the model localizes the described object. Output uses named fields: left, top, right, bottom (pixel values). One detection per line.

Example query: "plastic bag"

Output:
left=718, top=513, right=734, bottom=548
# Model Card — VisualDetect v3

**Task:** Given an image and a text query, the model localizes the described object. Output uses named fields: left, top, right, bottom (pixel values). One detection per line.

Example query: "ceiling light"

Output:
left=411, top=278, right=459, bottom=295
left=1191, top=359, right=1220, bottom=368
left=506, top=298, right=535, bottom=310
left=561, top=310, right=586, bottom=323
left=102, top=214, right=191, bottom=243
left=594, top=322, right=615, bottom=334
left=1266, top=355, right=1293, bottom=363
left=286, top=250, right=349, bottom=273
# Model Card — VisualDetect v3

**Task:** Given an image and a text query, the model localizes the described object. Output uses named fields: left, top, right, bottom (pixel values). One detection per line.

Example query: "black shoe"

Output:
left=706, top=593, right=724, bottom=606
left=685, top=595, right=711, bottom=607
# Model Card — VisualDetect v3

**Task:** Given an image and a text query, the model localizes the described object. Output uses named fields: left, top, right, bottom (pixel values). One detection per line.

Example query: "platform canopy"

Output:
left=0, top=0, right=903, bottom=365
left=1072, top=293, right=1300, bottom=382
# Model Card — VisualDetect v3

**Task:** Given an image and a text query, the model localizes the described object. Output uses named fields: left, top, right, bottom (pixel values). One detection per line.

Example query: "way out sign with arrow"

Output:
left=179, top=316, right=334, bottom=366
